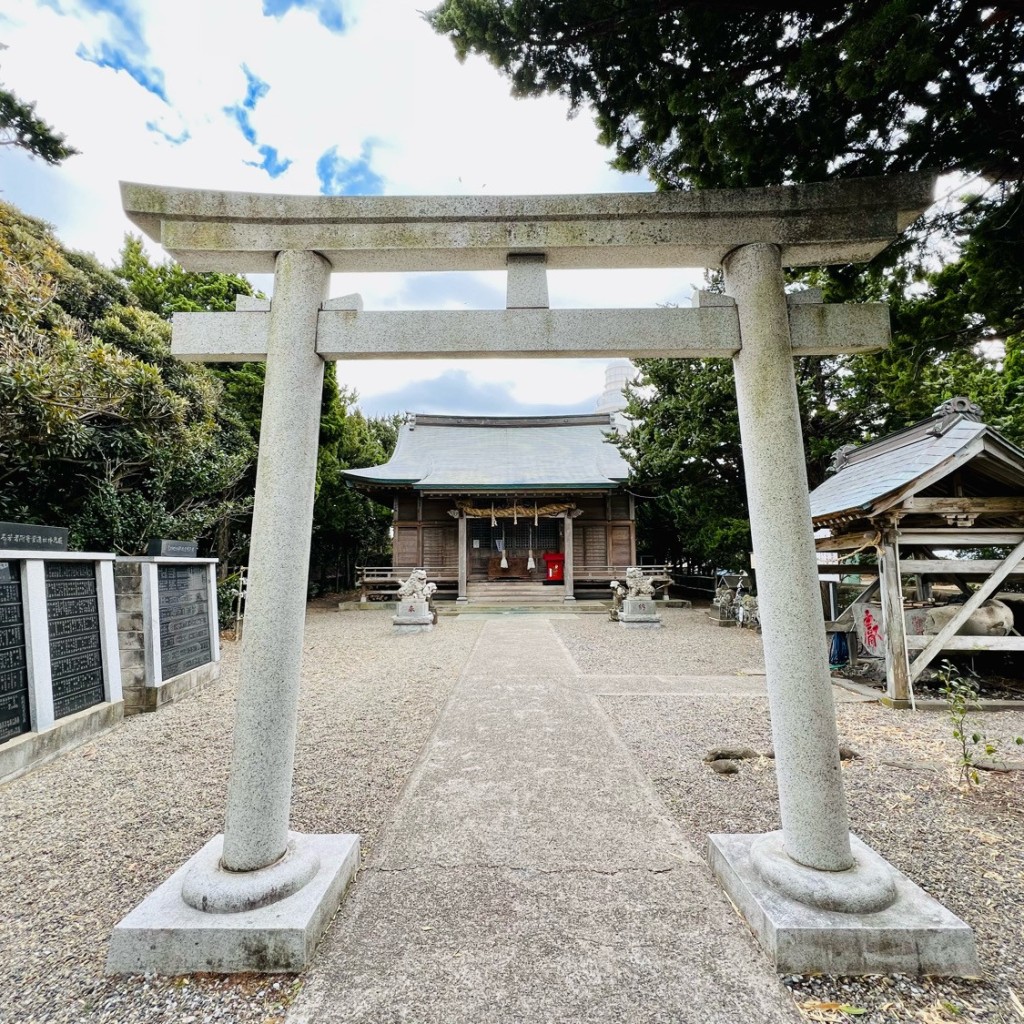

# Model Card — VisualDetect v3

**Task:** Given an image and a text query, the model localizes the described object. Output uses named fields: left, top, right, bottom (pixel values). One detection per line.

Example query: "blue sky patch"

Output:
left=317, top=141, right=384, bottom=196
left=357, top=369, right=601, bottom=419
left=76, top=40, right=167, bottom=102
left=241, top=64, right=270, bottom=110
left=262, top=0, right=347, bottom=34
left=224, top=64, right=293, bottom=179
left=246, top=144, right=292, bottom=179
left=224, top=104, right=258, bottom=145
left=56, top=0, right=168, bottom=102
left=146, top=120, right=190, bottom=145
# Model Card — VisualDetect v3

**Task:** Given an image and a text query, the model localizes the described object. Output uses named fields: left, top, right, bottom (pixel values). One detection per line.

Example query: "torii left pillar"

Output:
left=106, top=251, right=360, bottom=973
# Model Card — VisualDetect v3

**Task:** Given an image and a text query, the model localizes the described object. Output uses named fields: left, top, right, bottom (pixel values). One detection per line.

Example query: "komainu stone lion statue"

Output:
left=624, top=566, right=656, bottom=599
left=397, top=568, right=436, bottom=601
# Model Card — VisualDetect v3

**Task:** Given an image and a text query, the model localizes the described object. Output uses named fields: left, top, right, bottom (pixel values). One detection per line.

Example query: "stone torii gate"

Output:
left=107, top=174, right=977, bottom=977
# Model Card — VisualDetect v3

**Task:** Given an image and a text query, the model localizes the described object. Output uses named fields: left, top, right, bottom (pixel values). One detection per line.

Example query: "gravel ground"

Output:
left=3, top=605, right=1022, bottom=1024
left=553, top=610, right=1024, bottom=1024
left=0, top=610, right=484, bottom=1024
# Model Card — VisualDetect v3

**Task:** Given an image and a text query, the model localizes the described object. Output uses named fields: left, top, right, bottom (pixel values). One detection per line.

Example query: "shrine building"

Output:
left=343, top=375, right=638, bottom=602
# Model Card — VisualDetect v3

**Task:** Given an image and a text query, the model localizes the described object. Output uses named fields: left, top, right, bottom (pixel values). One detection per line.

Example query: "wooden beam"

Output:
left=817, top=562, right=877, bottom=575
left=901, top=497, right=1024, bottom=515
left=898, top=529, right=1024, bottom=547
left=815, top=531, right=877, bottom=552
left=909, top=535, right=1024, bottom=681
left=905, top=636, right=1024, bottom=652
left=899, top=559, right=1024, bottom=576
left=915, top=547, right=972, bottom=598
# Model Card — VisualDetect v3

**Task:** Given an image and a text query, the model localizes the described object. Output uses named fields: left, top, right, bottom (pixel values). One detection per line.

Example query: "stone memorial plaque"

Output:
left=157, top=564, right=212, bottom=680
left=45, top=562, right=105, bottom=719
left=147, top=539, right=199, bottom=558
left=0, top=522, right=68, bottom=552
left=0, top=561, right=30, bottom=743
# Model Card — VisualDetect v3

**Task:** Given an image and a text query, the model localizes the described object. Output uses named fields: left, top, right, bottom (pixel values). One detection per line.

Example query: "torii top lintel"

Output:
left=120, top=173, right=936, bottom=276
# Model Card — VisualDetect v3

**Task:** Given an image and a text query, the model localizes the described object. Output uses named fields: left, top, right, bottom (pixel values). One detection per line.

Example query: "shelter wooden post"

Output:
left=877, top=529, right=911, bottom=703
left=562, top=513, right=575, bottom=602
left=457, top=513, right=468, bottom=602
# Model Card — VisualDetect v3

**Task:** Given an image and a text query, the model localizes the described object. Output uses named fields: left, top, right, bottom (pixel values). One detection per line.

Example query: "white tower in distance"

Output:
left=595, top=359, right=634, bottom=430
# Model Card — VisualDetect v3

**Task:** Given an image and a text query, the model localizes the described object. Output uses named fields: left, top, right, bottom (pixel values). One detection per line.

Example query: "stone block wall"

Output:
left=114, top=562, right=147, bottom=715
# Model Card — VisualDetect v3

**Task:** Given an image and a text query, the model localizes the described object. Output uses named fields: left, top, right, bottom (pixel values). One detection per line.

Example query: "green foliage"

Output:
left=112, top=235, right=396, bottom=583
left=428, top=2, right=1022, bottom=188
left=0, top=199, right=395, bottom=586
left=0, top=202, right=254, bottom=553
left=309, top=369, right=396, bottom=594
left=0, top=68, right=78, bottom=164
left=116, top=235, right=255, bottom=319
left=114, top=235, right=264, bottom=565
left=938, top=659, right=1024, bottom=787
left=216, top=571, right=245, bottom=630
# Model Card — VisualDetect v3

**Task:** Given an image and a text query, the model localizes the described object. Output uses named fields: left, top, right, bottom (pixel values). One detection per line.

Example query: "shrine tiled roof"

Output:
left=809, top=409, right=1024, bottom=524
left=342, top=414, right=629, bottom=492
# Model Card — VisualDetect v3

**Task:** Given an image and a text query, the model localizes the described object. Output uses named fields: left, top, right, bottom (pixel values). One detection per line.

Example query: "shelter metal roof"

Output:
left=809, top=413, right=1024, bottom=523
left=343, top=414, right=629, bottom=493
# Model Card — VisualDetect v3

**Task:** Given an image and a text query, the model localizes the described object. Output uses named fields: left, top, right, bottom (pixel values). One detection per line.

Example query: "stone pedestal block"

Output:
left=708, top=832, right=979, bottom=977
left=618, top=597, right=662, bottom=628
left=107, top=832, right=359, bottom=974
left=393, top=599, right=435, bottom=630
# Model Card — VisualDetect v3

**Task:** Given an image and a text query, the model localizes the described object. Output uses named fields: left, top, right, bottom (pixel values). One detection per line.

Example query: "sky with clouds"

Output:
left=0, top=0, right=706, bottom=416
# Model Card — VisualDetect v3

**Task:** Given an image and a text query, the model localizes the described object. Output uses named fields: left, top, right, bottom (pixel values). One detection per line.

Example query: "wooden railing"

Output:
left=356, top=565, right=458, bottom=601
left=356, top=563, right=677, bottom=601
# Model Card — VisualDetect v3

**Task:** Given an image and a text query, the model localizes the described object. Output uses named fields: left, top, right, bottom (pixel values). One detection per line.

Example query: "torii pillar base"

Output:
left=106, top=832, right=359, bottom=974
left=709, top=832, right=979, bottom=977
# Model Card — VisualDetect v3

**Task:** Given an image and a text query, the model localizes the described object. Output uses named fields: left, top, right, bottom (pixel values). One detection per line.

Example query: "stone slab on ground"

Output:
left=709, top=832, right=979, bottom=977
left=576, top=673, right=770, bottom=697
left=288, top=618, right=800, bottom=1024
left=107, top=833, right=359, bottom=975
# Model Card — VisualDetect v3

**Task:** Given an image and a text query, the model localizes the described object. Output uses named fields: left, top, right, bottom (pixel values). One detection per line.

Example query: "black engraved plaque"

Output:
left=158, top=564, right=212, bottom=680
left=46, top=562, right=105, bottom=719
left=0, top=561, right=29, bottom=743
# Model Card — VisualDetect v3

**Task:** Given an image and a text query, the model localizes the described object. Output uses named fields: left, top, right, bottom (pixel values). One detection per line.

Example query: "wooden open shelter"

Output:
left=810, top=399, right=1024, bottom=704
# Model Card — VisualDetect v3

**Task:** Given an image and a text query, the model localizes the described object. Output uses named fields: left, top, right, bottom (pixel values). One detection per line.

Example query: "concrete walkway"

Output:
left=289, top=618, right=800, bottom=1023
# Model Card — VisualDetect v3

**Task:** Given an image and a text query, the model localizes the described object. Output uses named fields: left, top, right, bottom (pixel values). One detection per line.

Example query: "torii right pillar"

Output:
left=708, top=242, right=978, bottom=976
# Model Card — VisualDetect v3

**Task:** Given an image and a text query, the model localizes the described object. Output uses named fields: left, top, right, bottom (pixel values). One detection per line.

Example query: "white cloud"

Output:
left=0, top=0, right=703, bottom=411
